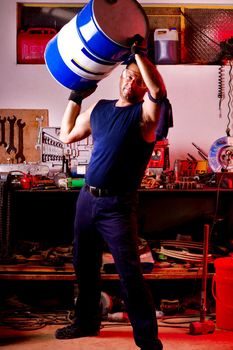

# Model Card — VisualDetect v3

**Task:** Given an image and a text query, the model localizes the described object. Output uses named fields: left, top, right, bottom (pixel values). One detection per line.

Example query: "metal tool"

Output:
left=187, top=153, right=197, bottom=161
left=6, top=115, right=17, bottom=154
left=15, top=119, right=26, bottom=163
left=192, top=142, right=208, bottom=160
left=189, top=224, right=215, bottom=335
left=35, top=116, right=43, bottom=150
left=0, top=117, right=7, bottom=147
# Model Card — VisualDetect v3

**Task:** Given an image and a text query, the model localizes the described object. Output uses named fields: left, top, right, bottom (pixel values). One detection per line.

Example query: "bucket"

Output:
left=44, top=0, right=149, bottom=90
left=154, top=28, right=179, bottom=64
left=213, top=257, right=233, bottom=330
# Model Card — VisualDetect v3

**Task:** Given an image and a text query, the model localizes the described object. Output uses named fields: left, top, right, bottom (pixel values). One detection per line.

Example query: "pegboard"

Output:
left=0, top=109, right=48, bottom=164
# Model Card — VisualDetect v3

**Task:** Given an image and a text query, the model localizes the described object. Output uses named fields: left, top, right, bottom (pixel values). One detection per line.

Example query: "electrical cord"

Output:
left=158, top=313, right=216, bottom=328
left=226, top=62, right=233, bottom=136
left=218, top=65, right=225, bottom=118
left=0, top=308, right=217, bottom=331
left=0, top=311, right=46, bottom=330
left=0, top=310, right=72, bottom=331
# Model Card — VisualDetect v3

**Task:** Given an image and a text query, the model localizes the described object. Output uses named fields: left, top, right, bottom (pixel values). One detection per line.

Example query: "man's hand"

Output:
left=68, top=85, right=97, bottom=106
left=131, top=43, right=147, bottom=56
left=122, top=34, right=148, bottom=65
left=130, top=34, right=147, bottom=56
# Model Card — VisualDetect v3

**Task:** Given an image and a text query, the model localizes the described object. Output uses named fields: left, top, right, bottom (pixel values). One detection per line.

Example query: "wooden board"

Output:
left=0, top=109, right=48, bottom=163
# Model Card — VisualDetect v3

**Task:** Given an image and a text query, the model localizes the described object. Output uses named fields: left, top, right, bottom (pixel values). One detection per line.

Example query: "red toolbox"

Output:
left=17, top=28, right=57, bottom=64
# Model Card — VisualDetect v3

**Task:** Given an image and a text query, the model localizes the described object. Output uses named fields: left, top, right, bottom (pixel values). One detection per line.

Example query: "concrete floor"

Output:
left=1, top=322, right=233, bottom=350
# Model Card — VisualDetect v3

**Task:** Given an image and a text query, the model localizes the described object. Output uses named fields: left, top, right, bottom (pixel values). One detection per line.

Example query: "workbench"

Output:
left=0, top=187, right=232, bottom=281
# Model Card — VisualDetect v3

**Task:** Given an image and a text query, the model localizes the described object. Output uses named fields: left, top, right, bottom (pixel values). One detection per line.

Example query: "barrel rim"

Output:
left=91, top=0, right=149, bottom=49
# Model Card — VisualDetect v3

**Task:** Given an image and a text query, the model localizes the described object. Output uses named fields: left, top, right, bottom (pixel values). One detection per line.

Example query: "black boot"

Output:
left=55, top=323, right=100, bottom=340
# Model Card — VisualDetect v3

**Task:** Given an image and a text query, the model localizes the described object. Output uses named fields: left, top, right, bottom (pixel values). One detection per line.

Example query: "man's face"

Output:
left=120, top=63, right=147, bottom=103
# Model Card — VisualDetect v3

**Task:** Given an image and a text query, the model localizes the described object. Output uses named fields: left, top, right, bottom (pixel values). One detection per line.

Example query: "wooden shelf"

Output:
left=0, top=263, right=213, bottom=281
left=2, top=188, right=229, bottom=283
left=17, top=3, right=233, bottom=65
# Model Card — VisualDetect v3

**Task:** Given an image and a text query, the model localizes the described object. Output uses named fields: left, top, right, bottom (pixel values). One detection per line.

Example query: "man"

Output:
left=55, top=48, right=167, bottom=350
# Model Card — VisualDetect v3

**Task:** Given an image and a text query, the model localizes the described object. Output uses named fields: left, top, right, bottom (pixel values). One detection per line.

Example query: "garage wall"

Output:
left=0, top=0, right=232, bottom=166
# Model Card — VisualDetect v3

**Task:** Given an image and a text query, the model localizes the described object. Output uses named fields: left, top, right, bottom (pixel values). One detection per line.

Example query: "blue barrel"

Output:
left=44, top=0, right=149, bottom=90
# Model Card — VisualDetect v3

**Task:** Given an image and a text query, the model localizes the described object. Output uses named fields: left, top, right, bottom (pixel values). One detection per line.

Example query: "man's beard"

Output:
left=121, top=86, right=141, bottom=103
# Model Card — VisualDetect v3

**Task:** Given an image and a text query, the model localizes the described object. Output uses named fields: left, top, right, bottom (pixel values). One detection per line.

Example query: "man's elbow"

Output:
left=59, top=133, right=71, bottom=144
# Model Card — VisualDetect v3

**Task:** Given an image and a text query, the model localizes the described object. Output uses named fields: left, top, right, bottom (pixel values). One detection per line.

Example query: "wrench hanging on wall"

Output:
left=35, top=116, right=44, bottom=150
left=6, top=115, right=17, bottom=155
left=15, top=119, right=26, bottom=163
left=0, top=117, right=7, bottom=147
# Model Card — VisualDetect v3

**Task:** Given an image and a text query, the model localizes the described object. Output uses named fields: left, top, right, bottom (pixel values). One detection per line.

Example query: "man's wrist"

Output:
left=68, top=85, right=97, bottom=106
left=131, top=45, right=147, bottom=57
left=68, top=91, right=83, bottom=106
left=147, top=91, right=166, bottom=104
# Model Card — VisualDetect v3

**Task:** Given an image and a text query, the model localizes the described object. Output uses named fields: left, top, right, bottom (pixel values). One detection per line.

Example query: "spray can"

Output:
left=154, top=28, right=179, bottom=64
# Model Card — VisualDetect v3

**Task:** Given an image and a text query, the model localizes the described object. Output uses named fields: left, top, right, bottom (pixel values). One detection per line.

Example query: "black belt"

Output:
left=85, top=184, right=125, bottom=197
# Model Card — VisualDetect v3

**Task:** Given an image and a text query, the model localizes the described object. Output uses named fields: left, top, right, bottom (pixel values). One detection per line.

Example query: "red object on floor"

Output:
left=213, top=257, right=233, bottom=331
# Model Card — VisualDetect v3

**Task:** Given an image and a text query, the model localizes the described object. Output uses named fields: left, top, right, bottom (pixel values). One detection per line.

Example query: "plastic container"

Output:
left=67, top=178, right=85, bottom=188
left=213, top=257, right=233, bottom=330
left=17, top=28, right=57, bottom=64
left=154, top=28, right=179, bottom=64
left=44, top=0, right=149, bottom=90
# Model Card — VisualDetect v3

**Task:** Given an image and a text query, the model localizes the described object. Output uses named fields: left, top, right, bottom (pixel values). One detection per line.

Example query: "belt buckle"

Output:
left=89, top=185, right=100, bottom=197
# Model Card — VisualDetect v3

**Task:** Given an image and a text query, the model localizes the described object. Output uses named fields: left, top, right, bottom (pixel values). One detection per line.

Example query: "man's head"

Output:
left=119, top=60, right=147, bottom=104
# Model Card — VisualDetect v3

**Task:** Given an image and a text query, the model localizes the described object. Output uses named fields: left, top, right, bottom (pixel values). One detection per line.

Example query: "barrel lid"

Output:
left=93, top=0, right=149, bottom=47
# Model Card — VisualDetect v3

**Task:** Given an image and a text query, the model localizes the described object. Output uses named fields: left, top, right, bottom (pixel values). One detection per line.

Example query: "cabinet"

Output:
left=0, top=187, right=232, bottom=281
left=17, top=3, right=233, bottom=65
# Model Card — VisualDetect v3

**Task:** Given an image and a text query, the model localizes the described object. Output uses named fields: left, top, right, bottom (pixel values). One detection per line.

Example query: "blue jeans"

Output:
left=73, top=185, right=162, bottom=350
